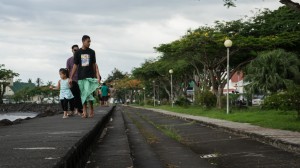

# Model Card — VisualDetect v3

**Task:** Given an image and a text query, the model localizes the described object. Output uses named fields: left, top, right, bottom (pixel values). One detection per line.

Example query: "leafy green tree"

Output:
left=155, top=26, right=262, bottom=108
left=13, top=87, right=32, bottom=103
left=132, top=58, right=194, bottom=102
left=131, top=5, right=300, bottom=109
left=114, top=76, right=142, bottom=103
left=223, top=0, right=300, bottom=12
left=154, top=6, right=300, bottom=108
left=104, top=68, right=127, bottom=102
left=105, top=68, right=127, bottom=84
left=215, top=7, right=300, bottom=53
left=0, top=64, right=19, bottom=104
left=244, top=49, right=300, bottom=94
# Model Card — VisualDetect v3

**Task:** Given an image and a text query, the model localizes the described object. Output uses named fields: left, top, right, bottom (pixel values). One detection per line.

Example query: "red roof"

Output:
left=231, top=71, right=244, bottom=83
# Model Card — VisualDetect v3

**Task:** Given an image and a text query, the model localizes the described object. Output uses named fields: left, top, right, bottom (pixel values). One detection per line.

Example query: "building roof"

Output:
left=231, top=71, right=244, bottom=83
left=10, top=82, right=35, bottom=93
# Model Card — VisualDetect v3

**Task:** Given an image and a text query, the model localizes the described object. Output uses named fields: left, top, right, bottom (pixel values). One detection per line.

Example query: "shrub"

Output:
left=195, top=90, right=217, bottom=108
left=175, top=97, right=191, bottom=107
left=160, top=98, right=170, bottom=105
left=263, top=87, right=300, bottom=119
left=145, top=99, right=161, bottom=106
left=146, top=99, right=153, bottom=106
left=264, top=93, right=294, bottom=111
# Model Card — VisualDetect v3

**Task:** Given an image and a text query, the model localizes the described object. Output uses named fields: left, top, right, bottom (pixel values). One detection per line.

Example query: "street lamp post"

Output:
left=152, top=80, right=155, bottom=107
left=224, top=39, right=233, bottom=114
left=143, top=87, right=146, bottom=106
left=169, top=69, right=174, bottom=108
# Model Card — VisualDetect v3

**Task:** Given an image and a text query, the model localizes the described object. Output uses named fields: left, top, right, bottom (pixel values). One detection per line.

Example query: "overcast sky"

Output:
left=0, top=0, right=285, bottom=84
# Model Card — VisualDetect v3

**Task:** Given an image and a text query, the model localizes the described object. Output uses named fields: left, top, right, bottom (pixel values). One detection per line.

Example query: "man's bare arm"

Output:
left=95, top=63, right=101, bottom=83
left=69, top=64, right=78, bottom=84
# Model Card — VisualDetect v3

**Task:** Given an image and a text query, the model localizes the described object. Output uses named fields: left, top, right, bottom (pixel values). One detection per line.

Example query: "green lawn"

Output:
left=139, top=105, right=300, bottom=132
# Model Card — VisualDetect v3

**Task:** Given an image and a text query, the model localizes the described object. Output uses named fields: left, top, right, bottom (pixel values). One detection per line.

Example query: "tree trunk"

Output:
left=0, top=84, right=3, bottom=104
left=0, top=83, right=8, bottom=104
left=216, top=86, right=224, bottom=109
left=163, top=85, right=171, bottom=101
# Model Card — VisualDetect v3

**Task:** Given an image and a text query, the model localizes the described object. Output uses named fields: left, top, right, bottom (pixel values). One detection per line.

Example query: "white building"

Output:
left=223, top=71, right=245, bottom=94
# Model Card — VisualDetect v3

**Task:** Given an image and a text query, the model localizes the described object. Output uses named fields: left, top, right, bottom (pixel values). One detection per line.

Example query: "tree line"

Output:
left=0, top=65, right=58, bottom=104
left=130, top=6, right=300, bottom=112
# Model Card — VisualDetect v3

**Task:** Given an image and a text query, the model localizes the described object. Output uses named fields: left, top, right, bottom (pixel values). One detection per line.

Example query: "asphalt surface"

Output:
left=138, top=106, right=300, bottom=154
left=123, top=106, right=214, bottom=168
left=86, top=106, right=133, bottom=168
left=1, top=105, right=299, bottom=168
left=0, top=106, right=113, bottom=168
left=92, top=106, right=299, bottom=168
left=125, top=106, right=300, bottom=167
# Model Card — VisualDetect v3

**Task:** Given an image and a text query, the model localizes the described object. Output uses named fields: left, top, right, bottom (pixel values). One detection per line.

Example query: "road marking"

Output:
left=45, top=157, right=60, bottom=160
left=48, top=131, right=81, bottom=134
left=14, top=147, right=56, bottom=150
left=200, top=154, right=218, bottom=158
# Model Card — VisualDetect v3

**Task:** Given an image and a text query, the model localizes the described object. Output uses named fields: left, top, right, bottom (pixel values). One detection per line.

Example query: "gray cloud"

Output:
left=0, top=0, right=283, bottom=83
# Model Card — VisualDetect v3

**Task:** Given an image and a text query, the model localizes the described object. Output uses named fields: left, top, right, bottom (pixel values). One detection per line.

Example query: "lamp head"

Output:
left=169, top=69, right=174, bottom=74
left=224, top=39, right=233, bottom=48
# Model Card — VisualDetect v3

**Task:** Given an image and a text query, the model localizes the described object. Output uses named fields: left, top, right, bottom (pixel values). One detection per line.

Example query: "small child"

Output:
left=50, top=68, right=75, bottom=119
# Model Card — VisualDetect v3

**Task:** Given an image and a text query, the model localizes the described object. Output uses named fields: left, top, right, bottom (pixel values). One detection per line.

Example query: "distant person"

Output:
left=98, top=86, right=103, bottom=105
left=101, top=83, right=109, bottom=106
left=66, top=44, right=83, bottom=116
left=108, top=85, right=116, bottom=105
left=69, top=35, right=101, bottom=118
left=50, top=68, right=74, bottom=119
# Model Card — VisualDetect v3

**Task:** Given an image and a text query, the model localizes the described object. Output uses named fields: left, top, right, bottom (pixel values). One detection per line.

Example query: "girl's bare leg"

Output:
left=63, top=111, right=68, bottom=118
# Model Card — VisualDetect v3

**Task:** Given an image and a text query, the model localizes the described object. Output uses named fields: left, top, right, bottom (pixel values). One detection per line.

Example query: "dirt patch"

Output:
left=0, top=103, right=62, bottom=126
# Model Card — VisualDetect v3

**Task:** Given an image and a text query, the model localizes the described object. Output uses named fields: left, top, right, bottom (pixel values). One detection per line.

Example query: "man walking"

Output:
left=100, top=83, right=109, bottom=106
left=66, top=44, right=83, bottom=115
left=69, top=35, right=101, bottom=118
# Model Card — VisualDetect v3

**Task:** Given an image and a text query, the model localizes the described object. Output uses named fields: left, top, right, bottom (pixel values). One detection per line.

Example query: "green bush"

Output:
left=263, top=88, right=300, bottom=119
left=174, top=97, right=190, bottom=107
left=264, top=93, right=293, bottom=111
left=146, top=99, right=153, bottom=106
left=221, top=95, right=227, bottom=108
left=160, top=98, right=170, bottom=105
left=145, top=99, right=162, bottom=106
left=195, top=90, right=217, bottom=108
left=263, top=94, right=284, bottom=110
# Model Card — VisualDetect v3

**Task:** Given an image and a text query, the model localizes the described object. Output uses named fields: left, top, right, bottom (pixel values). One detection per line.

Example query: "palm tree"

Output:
left=36, top=78, right=43, bottom=87
left=244, top=49, right=299, bottom=94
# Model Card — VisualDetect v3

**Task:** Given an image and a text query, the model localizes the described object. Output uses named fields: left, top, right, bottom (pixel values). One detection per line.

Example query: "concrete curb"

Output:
left=53, top=106, right=115, bottom=168
left=131, top=106, right=300, bottom=154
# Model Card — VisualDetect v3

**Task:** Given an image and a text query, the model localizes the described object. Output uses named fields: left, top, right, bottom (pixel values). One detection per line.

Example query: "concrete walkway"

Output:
left=132, top=106, right=300, bottom=154
left=0, top=106, right=113, bottom=168
left=86, top=106, right=133, bottom=168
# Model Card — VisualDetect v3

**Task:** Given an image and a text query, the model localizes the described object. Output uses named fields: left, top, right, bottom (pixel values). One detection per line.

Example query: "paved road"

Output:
left=0, top=106, right=113, bottom=168
left=89, top=106, right=300, bottom=168
left=141, top=107, right=300, bottom=154
left=3, top=105, right=298, bottom=168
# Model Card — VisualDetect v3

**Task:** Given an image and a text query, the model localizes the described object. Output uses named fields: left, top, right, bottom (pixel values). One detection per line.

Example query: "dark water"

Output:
left=0, top=112, right=38, bottom=121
